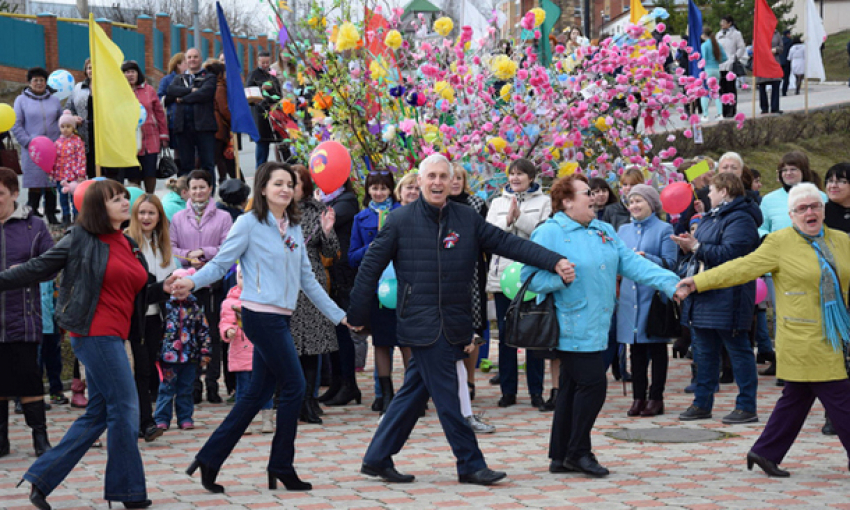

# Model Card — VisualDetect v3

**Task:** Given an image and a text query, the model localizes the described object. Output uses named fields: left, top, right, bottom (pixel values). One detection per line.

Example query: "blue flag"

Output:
left=216, top=2, right=260, bottom=141
left=687, top=0, right=703, bottom=79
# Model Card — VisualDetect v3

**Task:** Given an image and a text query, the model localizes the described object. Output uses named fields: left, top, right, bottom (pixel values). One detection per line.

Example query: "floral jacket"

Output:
left=53, top=135, right=86, bottom=183
left=160, top=294, right=210, bottom=364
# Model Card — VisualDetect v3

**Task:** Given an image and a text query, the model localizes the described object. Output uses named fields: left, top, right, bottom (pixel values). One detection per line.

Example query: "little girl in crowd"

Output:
left=52, top=110, right=86, bottom=224
left=219, top=265, right=275, bottom=434
left=155, top=267, right=210, bottom=432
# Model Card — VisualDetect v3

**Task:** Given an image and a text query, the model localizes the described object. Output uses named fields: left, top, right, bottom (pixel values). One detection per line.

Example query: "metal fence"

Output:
left=0, top=16, right=45, bottom=69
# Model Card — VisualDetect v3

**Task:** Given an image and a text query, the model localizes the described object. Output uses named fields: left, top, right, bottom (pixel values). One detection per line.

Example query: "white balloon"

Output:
left=48, top=70, right=75, bottom=100
left=138, top=104, right=147, bottom=126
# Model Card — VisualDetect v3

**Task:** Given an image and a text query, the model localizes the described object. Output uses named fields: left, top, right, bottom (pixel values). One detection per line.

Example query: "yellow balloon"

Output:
left=558, top=162, right=578, bottom=178
left=0, top=104, right=16, bottom=133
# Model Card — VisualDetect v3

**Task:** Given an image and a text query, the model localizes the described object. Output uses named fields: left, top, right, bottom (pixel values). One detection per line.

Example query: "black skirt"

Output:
left=0, top=342, right=45, bottom=397
left=369, top=298, right=399, bottom=347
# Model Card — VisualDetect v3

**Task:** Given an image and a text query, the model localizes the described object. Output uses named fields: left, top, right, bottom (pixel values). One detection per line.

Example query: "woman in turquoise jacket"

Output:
left=701, top=27, right=727, bottom=120
left=615, top=185, right=678, bottom=418
left=522, top=175, right=679, bottom=478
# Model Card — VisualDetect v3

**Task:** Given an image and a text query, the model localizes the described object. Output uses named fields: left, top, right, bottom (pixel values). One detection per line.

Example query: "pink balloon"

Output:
left=28, top=136, right=57, bottom=174
left=755, top=277, right=768, bottom=305
left=660, top=182, right=693, bottom=215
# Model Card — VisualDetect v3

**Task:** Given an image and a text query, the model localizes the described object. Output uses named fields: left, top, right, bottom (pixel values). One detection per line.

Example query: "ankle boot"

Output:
left=378, top=376, right=394, bottom=415
left=0, top=400, right=9, bottom=458
left=324, top=379, right=362, bottom=406
left=70, top=378, right=87, bottom=408
left=44, top=189, right=59, bottom=225
left=22, top=400, right=51, bottom=457
left=299, top=368, right=322, bottom=424
left=541, top=388, right=558, bottom=412
left=27, top=189, right=43, bottom=216
left=318, top=376, right=342, bottom=403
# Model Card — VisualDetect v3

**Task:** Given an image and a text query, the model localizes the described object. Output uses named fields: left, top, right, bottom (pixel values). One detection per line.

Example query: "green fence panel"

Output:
left=113, top=27, right=145, bottom=74
left=153, top=28, right=164, bottom=70
left=214, top=38, right=221, bottom=59
left=0, top=16, right=45, bottom=69
left=248, top=44, right=254, bottom=71
left=237, top=41, right=244, bottom=67
left=57, top=21, right=89, bottom=70
left=171, top=24, right=182, bottom=55
left=187, top=31, right=194, bottom=50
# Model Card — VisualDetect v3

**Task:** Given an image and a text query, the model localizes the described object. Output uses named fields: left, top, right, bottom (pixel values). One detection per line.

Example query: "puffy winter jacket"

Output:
left=680, top=195, right=762, bottom=332
left=0, top=205, right=54, bottom=343
left=170, top=200, right=233, bottom=266
left=161, top=294, right=210, bottom=364
left=165, top=70, right=218, bottom=133
left=220, top=286, right=253, bottom=372
left=349, top=202, right=401, bottom=267
left=485, top=184, right=551, bottom=293
left=348, top=197, right=564, bottom=346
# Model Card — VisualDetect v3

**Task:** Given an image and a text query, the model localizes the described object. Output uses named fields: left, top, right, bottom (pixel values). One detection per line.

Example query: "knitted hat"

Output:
left=58, top=110, right=76, bottom=128
left=628, top=184, right=662, bottom=213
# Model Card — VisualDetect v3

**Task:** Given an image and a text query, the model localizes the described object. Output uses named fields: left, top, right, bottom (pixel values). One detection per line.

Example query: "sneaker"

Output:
left=721, top=409, right=758, bottom=424
left=466, top=414, right=496, bottom=434
left=679, top=405, right=712, bottom=421
left=49, top=394, right=69, bottom=405
left=179, top=422, right=194, bottom=430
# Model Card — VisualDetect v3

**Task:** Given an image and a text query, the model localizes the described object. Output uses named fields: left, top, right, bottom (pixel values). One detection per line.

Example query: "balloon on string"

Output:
left=500, top=262, right=536, bottom=301
left=47, top=70, right=75, bottom=100
left=377, top=278, right=397, bottom=308
left=309, top=141, right=351, bottom=194
left=127, top=186, right=145, bottom=208
left=28, top=136, right=57, bottom=173
left=73, top=179, right=94, bottom=211
left=659, top=181, right=692, bottom=215
left=138, top=104, right=147, bottom=127
left=755, top=277, right=768, bottom=305
left=93, top=176, right=107, bottom=181
left=0, top=103, right=16, bottom=132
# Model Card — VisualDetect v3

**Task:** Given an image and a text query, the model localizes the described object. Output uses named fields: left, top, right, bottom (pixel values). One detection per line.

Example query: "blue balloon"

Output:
left=127, top=186, right=145, bottom=208
left=93, top=176, right=107, bottom=181
left=377, top=278, right=397, bottom=309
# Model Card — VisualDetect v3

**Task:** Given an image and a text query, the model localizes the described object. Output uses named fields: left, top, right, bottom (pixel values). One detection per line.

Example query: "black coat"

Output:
left=245, top=67, right=283, bottom=143
left=0, top=227, right=167, bottom=339
left=328, top=190, right=360, bottom=309
left=165, top=70, right=218, bottom=133
left=347, top=198, right=564, bottom=347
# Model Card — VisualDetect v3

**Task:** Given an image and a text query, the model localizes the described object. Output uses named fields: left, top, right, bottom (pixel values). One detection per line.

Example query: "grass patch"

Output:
left=824, top=29, right=850, bottom=84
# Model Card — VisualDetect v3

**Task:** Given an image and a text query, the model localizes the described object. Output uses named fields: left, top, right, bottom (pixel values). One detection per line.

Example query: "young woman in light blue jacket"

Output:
left=522, top=175, right=679, bottom=478
left=171, top=162, right=348, bottom=494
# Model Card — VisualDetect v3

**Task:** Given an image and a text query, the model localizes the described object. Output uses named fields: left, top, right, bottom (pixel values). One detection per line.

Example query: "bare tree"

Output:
left=88, top=0, right=267, bottom=35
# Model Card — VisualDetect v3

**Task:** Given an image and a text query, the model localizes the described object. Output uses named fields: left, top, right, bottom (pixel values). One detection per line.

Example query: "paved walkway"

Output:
left=2, top=346, right=849, bottom=509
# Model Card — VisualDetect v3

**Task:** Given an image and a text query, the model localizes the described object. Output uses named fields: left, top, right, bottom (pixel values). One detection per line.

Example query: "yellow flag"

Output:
left=630, top=0, right=648, bottom=24
left=89, top=14, right=139, bottom=168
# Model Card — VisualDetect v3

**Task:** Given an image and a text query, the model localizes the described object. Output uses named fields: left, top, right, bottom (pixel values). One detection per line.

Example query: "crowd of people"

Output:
left=1, top=29, right=850, bottom=509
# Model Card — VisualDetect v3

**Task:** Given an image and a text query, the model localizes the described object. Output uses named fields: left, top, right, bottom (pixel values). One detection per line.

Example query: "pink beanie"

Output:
left=58, top=110, right=76, bottom=128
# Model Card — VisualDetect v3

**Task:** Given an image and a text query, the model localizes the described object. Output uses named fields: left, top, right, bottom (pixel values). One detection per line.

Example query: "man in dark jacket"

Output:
left=245, top=51, right=282, bottom=168
left=348, top=154, right=575, bottom=486
left=165, top=48, right=218, bottom=180
left=780, top=29, right=793, bottom=96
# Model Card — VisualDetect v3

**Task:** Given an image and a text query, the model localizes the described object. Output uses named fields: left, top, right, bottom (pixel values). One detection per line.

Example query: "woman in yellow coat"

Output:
left=677, top=182, right=850, bottom=478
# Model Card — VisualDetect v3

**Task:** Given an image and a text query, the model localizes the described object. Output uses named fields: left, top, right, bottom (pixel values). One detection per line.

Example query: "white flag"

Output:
left=805, top=0, right=827, bottom=82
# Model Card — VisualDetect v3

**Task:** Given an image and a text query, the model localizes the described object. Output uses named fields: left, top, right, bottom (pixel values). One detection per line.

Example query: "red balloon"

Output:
left=73, top=179, right=93, bottom=212
left=309, top=141, right=351, bottom=194
left=660, top=182, right=693, bottom=215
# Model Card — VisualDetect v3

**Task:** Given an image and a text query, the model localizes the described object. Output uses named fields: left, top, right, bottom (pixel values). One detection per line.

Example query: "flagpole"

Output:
left=232, top=132, right=241, bottom=180
left=751, top=74, right=757, bottom=119
left=803, top=0, right=809, bottom=114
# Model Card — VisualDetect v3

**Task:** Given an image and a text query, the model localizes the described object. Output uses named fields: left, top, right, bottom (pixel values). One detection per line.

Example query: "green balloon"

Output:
left=377, top=278, right=397, bottom=309
left=500, top=262, right=537, bottom=301
left=127, top=186, right=145, bottom=208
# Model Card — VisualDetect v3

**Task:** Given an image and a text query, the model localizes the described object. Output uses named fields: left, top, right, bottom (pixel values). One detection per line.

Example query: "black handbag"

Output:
left=156, top=147, right=178, bottom=179
left=504, top=273, right=559, bottom=350
left=0, top=135, right=21, bottom=175
left=645, top=260, right=683, bottom=338
left=731, top=59, right=747, bottom=78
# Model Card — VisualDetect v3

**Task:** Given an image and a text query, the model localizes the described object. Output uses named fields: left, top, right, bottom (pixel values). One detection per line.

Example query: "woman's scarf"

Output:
left=368, top=197, right=393, bottom=213
left=319, top=186, right=345, bottom=204
left=794, top=227, right=850, bottom=351
left=191, top=200, right=208, bottom=225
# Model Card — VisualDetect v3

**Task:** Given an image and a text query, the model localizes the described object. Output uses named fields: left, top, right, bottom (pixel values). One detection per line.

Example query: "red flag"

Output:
left=363, top=8, right=392, bottom=121
left=752, top=0, right=783, bottom=79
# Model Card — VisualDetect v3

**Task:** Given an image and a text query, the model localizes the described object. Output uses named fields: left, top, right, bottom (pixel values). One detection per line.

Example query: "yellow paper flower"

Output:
left=499, top=83, right=512, bottom=101
left=423, top=124, right=439, bottom=144
left=434, top=17, right=454, bottom=37
left=490, top=55, right=518, bottom=81
left=530, top=8, right=546, bottom=27
left=384, top=29, right=402, bottom=50
left=434, top=81, right=455, bottom=102
left=558, top=161, right=578, bottom=178
left=308, top=16, right=327, bottom=28
left=488, top=137, right=507, bottom=153
left=369, top=58, right=388, bottom=80
left=336, top=22, right=360, bottom=52
left=550, top=148, right=561, bottom=160
left=594, top=116, right=610, bottom=132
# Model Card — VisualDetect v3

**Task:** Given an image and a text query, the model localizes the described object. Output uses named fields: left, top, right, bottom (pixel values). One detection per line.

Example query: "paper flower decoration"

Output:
left=499, top=83, right=512, bottom=101
left=369, top=58, right=388, bottom=80
left=434, top=17, right=454, bottom=37
left=488, top=137, right=507, bottom=153
left=313, top=92, right=333, bottom=110
left=530, top=8, right=546, bottom=27
left=434, top=81, right=455, bottom=102
left=336, top=22, right=360, bottom=52
left=490, top=55, right=518, bottom=80
left=385, top=29, right=402, bottom=50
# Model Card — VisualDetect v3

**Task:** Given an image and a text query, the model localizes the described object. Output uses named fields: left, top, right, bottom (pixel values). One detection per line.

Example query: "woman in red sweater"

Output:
left=0, top=180, right=175, bottom=510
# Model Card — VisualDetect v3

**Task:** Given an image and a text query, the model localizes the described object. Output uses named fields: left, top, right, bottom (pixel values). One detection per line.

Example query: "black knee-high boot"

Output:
left=0, top=400, right=9, bottom=457
left=299, top=365, right=322, bottom=424
left=378, top=376, right=394, bottom=415
left=21, top=400, right=51, bottom=457
left=44, top=188, right=59, bottom=224
left=27, top=189, right=43, bottom=216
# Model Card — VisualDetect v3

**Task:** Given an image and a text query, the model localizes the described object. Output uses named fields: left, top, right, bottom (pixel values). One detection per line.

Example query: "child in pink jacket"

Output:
left=220, top=265, right=274, bottom=434
left=53, top=110, right=86, bottom=224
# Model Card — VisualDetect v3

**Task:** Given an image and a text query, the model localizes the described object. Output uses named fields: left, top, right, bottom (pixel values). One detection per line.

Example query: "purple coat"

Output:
left=11, top=88, right=62, bottom=188
left=0, top=204, right=55, bottom=343
left=169, top=200, right=233, bottom=267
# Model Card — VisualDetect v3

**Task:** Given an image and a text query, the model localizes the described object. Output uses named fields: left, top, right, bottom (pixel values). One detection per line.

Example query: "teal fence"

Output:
left=214, top=37, right=221, bottom=59
left=0, top=16, right=45, bottom=69
left=248, top=43, right=254, bottom=71
left=153, top=28, right=164, bottom=70
left=171, top=24, right=182, bottom=55
left=57, top=20, right=89, bottom=70
left=237, top=41, right=244, bottom=67
left=186, top=31, right=194, bottom=50
left=113, top=27, right=145, bottom=73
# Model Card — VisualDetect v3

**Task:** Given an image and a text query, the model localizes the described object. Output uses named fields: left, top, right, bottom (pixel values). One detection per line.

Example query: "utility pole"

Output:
left=193, top=0, right=200, bottom=49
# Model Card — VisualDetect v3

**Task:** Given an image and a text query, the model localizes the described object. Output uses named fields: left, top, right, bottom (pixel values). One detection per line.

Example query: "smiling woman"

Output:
left=825, top=163, right=850, bottom=232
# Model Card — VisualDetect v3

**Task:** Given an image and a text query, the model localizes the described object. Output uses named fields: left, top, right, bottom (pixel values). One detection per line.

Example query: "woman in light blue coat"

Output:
left=522, top=175, right=679, bottom=478
left=616, top=185, right=677, bottom=418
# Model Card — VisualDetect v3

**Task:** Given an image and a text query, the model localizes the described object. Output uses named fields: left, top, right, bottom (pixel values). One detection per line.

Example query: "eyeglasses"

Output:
left=791, top=202, right=824, bottom=214
left=827, top=178, right=849, bottom=186
left=780, top=167, right=801, bottom=174
left=368, top=171, right=390, bottom=176
left=576, top=188, right=592, bottom=197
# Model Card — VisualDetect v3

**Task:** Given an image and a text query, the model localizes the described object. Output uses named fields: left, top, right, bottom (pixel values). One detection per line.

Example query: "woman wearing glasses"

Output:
left=677, top=182, right=850, bottom=477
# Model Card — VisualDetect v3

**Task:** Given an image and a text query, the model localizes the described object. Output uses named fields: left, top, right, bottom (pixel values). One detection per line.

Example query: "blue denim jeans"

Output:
left=255, top=141, right=271, bottom=169
left=494, top=292, right=544, bottom=396
left=754, top=308, right=774, bottom=355
left=692, top=327, right=758, bottom=413
left=24, top=336, right=146, bottom=502
left=154, top=363, right=196, bottom=427
left=234, top=371, right=272, bottom=410
left=196, top=310, right=305, bottom=474
left=56, top=182, right=75, bottom=220
left=38, top=332, right=63, bottom=396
